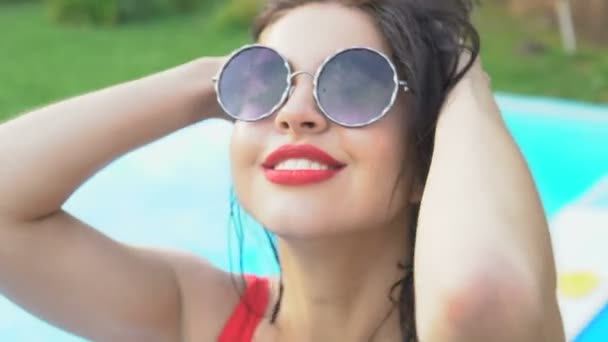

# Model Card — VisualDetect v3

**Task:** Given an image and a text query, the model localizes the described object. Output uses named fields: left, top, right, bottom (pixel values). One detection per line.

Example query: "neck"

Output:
left=273, top=211, right=413, bottom=342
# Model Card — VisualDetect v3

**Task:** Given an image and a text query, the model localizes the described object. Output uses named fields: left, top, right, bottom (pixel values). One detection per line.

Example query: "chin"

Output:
left=256, top=207, right=374, bottom=240
left=268, top=221, right=341, bottom=240
left=257, top=211, right=332, bottom=238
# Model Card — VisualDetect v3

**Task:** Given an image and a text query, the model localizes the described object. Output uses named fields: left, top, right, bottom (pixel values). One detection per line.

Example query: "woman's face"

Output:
left=230, top=2, right=419, bottom=238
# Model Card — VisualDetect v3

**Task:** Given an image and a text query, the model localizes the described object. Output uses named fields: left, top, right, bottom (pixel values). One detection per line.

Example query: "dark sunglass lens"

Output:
left=218, top=46, right=289, bottom=120
left=317, top=49, right=397, bottom=126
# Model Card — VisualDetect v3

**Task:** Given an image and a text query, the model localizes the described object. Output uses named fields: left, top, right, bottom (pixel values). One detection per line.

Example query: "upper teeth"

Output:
left=274, top=159, right=331, bottom=171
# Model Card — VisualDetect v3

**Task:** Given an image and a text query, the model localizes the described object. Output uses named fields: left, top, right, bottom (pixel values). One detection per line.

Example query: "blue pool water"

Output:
left=498, top=94, right=608, bottom=218
left=0, top=93, right=606, bottom=341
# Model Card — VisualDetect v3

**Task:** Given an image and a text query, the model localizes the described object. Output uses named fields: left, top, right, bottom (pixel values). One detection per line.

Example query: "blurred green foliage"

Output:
left=210, top=0, right=263, bottom=31
left=46, top=0, right=202, bottom=26
left=47, top=0, right=118, bottom=25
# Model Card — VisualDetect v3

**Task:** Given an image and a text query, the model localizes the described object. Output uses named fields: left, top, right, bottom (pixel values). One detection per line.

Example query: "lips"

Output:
left=262, top=144, right=346, bottom=185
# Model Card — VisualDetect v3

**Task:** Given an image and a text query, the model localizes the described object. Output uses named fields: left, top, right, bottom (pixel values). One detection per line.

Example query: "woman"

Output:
left=0, top=0, right=565, bottom=341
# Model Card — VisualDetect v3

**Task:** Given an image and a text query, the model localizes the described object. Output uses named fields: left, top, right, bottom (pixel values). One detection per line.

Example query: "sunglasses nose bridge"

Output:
left=287, top=70, right=316, bottom=98
left=289, top=70, right=315, bottom=82
left=289, top=71, right=315, bottom=89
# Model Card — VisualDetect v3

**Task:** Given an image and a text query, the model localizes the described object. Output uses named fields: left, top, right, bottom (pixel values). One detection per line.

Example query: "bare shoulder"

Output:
left=154, top=249, right=245, bottom=341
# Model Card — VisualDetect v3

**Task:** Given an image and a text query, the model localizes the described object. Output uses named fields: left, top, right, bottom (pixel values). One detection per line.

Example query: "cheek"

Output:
left=347, top=115, right=407, bottom=179
left=360, top=114, right=414, bottom=206
left=341, top=121, right=411, bottom=211
left=230, top=122, right=260, bottom=169
left=230, top=122, right=266, bottom=207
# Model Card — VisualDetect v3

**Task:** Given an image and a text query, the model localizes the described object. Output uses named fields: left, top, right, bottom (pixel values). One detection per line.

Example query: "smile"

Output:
left=262, top=145, right=346, bottom=185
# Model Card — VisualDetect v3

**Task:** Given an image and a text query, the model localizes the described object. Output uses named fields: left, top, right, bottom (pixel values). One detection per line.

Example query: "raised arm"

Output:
left=0, top=57, right=230, bottom=341
left=414, top=59, right=565, bottom=342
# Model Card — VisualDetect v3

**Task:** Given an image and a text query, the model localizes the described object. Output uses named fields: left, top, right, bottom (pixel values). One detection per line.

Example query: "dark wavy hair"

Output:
left=230, top=1, right=480, bottom=341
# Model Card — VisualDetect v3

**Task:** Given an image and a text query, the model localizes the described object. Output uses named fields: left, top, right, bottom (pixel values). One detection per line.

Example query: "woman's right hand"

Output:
left=175, top=56, right=231, bottom=122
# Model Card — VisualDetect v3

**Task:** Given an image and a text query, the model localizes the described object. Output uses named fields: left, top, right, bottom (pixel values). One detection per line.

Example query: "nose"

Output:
left=273, top=71, right=329, bottom=135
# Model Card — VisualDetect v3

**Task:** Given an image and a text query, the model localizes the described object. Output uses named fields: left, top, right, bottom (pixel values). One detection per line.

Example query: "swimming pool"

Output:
left=0, top=93, right=606, bottom=341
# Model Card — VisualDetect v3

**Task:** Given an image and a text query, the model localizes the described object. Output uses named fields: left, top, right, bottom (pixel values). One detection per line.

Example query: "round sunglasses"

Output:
left=212, top=44, right=410, bottom=128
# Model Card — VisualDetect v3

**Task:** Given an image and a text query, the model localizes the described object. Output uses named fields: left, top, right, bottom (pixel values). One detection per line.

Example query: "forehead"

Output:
left=258, top=2, right=390, bottom=69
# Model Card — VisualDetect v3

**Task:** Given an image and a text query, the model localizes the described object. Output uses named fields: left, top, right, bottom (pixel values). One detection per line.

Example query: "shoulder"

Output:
left=153, top=248, right=245, bottom=341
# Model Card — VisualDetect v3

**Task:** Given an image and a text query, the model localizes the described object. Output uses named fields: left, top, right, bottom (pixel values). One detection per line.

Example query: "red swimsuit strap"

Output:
left=218, top=275, right=270, bottom=342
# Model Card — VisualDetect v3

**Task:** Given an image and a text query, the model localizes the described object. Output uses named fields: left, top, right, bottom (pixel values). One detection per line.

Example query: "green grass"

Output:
left=0, top=1, right=606, bottom=122
left=475, top=2, right=608, bottom=104
left=0, top=2, right=250, bottom=121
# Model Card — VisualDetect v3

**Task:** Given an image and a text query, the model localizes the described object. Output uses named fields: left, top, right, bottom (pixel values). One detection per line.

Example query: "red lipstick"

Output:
left=262, top=144, right=346, bottom=186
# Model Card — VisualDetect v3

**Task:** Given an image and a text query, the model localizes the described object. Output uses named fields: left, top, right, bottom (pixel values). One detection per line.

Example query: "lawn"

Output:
left=0, top=1, right=606, bottom=122
left=0, top=2, right=250, bottom=121
left=474, top=2, right=608, bottom=104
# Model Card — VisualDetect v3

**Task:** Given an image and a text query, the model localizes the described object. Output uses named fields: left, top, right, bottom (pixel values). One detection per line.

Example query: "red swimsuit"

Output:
left=218, top=275, right=270, bottom=342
